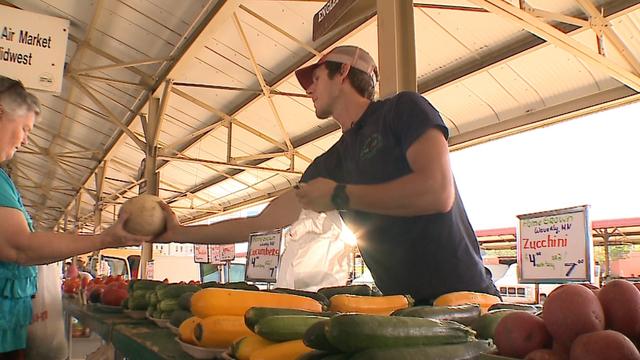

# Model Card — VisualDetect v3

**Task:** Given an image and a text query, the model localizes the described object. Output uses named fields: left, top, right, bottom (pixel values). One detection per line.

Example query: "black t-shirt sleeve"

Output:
left=390, top=91, right=449, bottom=154
left=300, top=159, right=320, bottom=183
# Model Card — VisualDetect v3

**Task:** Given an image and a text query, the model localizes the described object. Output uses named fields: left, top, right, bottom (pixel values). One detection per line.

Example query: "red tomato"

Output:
left=101, top=287, right=128, bottom=306
left=63, top=278, right=81, bottom=294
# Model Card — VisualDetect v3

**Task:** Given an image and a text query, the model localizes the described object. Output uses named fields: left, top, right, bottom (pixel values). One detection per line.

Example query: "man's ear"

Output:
left=339, top=63, right=351, bottom=80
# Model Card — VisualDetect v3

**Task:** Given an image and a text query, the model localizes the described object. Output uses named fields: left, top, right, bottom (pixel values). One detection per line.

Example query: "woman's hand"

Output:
left=152, top=202, right=183, bottom=243
left=100, top=210, right=152, bottom=247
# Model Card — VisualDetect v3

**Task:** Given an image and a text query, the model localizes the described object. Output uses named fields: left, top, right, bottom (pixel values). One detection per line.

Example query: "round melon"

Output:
left=120, top=194, right=166, bottom=236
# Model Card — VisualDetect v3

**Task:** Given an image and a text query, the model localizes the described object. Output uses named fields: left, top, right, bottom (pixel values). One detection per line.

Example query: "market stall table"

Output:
left=63, top=298, right=196, bottom=359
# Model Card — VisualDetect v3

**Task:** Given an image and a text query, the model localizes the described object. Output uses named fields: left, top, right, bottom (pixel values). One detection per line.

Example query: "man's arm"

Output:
left=296, top=128, right=454, bottom=216
left=156, top=189, right=302, bottom=244
left=0, top=207, right=149, bottom=265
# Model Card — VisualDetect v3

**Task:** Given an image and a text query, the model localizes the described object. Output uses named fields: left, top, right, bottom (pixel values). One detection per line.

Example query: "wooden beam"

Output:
left=71, top=57, right=169, bottom=75
left=575, top=0, right=640, bottom=74
left=70, top=77, right=147, bottom=151
left=233, top=13, right=294, bottom=154
left=238, top=4, right=321, bottom=57
left=75, top=74, right=146, bottom=88
left=470, top=0, right=640, bottom=91
left=158, top=155, right=303, bottom=175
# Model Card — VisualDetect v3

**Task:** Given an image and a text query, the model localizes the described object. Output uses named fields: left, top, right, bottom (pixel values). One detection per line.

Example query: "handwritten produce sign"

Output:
left=517, top=205, right=593, bottom=283
left=245, top=230, right=282, bottom=282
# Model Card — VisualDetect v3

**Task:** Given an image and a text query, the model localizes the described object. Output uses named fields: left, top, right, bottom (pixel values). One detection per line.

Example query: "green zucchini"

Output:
left=200, top=281, right=259, bottom=291
left=296, top=350, right=333, bottom=360
left=152, top=310, right=162, bottom=319
left=244, top=307, right=336, bottom=331
left=158, top=298, right=180, bottom=312
left=254, top=315, right=330, bottom=342
left=128, top=296, right=149, bottom=311
left=325, top=314, right=475, bottom=353
left=159, top=311, right=172, bottom=320
left=349, top=339, right=496, bottom=360
left=303, top=319, right=340, bottom=352
left=487, top=302, right=541, bottom=313
left=149, top=292, right=158, bottom=307
left=391, top=304, right=481, bottom=326
left=169, top=309, right=192, bottom=328
left=177, top=291, right=194, bottom=311
left=156, top=284, right=201, bottom=300
left=318, top=284, right=371, bottom=299
left=270, top=288, right=330, bottom=310
left=470, top=310, right=520, bottom=340
left=131, top=279, right=164, bottom=291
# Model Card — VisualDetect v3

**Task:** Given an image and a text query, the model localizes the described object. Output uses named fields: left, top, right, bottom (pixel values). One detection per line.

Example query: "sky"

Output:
left=449, top=100, right=640, bottom=230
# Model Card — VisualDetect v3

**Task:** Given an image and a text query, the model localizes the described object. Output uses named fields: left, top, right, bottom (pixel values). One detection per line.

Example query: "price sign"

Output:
left=517, top=205, right=593, bottom=283
left=220, top=244, right=236, bottom=261
left=193, top=244, right=209, bottom=263
left=209, top=245, right=223, bottom=264
left=245, top=230, right=283, bottom=283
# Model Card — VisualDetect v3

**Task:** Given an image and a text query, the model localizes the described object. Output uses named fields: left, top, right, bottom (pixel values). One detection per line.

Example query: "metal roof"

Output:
left=3, top=0, right=640, bottom=232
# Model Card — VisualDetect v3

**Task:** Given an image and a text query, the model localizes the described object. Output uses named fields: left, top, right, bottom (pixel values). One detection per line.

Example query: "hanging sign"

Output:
left=193, top=244, right=209, bottom=263
left=245, top=230, right=283, bottom=282
left=0, top=5, right=69, bottom=93
left=312, top=0, right=376, bottom=41
left=517, top=205, right=593, bottom=283
left=220, top=244, right=236, bottom=261
left=209, top=245, right=223, bottom=264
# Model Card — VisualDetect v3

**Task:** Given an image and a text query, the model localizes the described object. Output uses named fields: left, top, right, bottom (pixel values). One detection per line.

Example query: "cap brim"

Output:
left=295, top=63, right=321, bottom=91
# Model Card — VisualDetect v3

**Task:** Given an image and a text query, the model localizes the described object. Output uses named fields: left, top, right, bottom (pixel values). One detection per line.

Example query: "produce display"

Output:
left=75, top=279, right=640, bottom=359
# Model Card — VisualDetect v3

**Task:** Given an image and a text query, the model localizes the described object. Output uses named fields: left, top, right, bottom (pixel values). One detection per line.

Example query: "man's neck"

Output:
left=333, top=94, right=371, bottom=133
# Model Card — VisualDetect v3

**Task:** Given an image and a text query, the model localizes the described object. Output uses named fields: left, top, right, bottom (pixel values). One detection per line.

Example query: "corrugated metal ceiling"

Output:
left=3, top=0, right=639, bottom=232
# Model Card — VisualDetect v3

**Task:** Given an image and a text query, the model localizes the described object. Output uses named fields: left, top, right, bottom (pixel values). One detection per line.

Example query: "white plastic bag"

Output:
left=26, top=263, right=68, bottom=360
left=276, top=210, right=354, bottom=291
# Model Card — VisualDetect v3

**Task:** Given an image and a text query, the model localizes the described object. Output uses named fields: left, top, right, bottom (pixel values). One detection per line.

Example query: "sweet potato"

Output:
left=569, top=330, right=640, bottom=360
left=542, top=284, right=605, bottom=346
left=598, top=279, right=640, bottom=339
left=494, top=311, right=551, bottom=358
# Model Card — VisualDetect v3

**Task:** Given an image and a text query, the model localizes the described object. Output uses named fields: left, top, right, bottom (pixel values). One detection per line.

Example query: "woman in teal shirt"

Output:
left=0, top=76, right=151, bottom=357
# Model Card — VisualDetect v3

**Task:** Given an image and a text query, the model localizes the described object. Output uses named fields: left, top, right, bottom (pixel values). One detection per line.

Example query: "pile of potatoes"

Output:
left=493, top=279, right=640, bottom=360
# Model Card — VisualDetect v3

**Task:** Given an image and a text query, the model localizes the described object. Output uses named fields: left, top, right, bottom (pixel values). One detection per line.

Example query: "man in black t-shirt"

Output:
left=157, top=45, right=498, bottom=303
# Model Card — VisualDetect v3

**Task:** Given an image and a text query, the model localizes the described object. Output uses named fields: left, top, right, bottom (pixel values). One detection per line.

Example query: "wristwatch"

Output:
left=331, top=184, right=350, bottom=210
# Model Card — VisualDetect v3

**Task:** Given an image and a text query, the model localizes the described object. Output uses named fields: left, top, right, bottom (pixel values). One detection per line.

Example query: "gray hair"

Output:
left=0, top=76, right=41, bottom=118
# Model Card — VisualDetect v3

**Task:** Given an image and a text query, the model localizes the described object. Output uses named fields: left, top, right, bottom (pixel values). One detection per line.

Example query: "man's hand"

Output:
left=101, top=211, right=152, bottom=247
left=294, top=178, right=337, bottom=212
left=152, top=202, right=183, bottom=243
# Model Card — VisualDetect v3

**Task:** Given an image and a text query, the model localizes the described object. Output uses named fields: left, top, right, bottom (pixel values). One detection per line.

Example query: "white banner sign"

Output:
left=517, top=205, right=593, bottom=283
left=1, top=5, right=69, bottom=93
left=246, top=230, right=282, bottom=282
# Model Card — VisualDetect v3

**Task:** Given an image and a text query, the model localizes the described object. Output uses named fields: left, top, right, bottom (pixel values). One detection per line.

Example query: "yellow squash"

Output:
left=191, top=288, right=323, bottom=318
left=178, top=316, right=201, bottom=345
left=249, top=339, right=312, bottom=360
left=433, top=291, right=500, bottom=314
left=329, top=294, right=413, bottom=315
left=194, top=315, right=253, bottom=348
left=232, top=334, right=275, bottom=360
